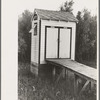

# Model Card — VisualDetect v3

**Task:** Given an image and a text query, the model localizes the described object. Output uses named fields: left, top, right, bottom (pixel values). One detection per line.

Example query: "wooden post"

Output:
left=53, top=66, right=56, bottom=80
left=90, top=82, right=95, bottom=90
left=56, top=68, right=63, bottom=82
left=66, top=70, right=68, bottom=79
left=65, top=68, right=66, bottom=79
left=62, top=68, right=66, bottom=78
left=66, top=70, right=69, bottom=85
left=74, top=74, right=79, bottom=100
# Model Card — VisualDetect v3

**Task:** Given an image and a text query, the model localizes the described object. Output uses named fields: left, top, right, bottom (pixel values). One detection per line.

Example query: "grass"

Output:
left=18, top=62, right=96, bottom=100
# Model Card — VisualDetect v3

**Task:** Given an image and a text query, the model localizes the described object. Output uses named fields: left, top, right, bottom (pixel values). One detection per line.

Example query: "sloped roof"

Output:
left=34, top=9, right=78, bottom=22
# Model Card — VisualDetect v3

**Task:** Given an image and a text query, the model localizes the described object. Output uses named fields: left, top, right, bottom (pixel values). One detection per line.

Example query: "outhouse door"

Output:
left=46, top=27, right=71, bottom=59
left=46, top=27, right=58, bottom=58
left=59, top=28, right=71, bottom=58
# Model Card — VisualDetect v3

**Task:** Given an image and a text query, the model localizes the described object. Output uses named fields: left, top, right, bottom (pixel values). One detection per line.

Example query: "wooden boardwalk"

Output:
left=46, top=58, right=97, bottom=82
left=46, top=58, right=97, bottom=99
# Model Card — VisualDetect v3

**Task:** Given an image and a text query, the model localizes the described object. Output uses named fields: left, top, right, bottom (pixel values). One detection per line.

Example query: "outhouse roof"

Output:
left=34, top=9, right=78, bottom=22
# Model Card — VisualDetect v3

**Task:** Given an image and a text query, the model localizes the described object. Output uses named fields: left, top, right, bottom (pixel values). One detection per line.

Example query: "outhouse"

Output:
left=30, top=9, right=78, bottom=75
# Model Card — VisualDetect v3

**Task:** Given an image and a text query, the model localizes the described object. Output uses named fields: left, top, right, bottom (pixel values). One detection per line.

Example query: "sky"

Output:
left=17, top=0, right=98, bottom=16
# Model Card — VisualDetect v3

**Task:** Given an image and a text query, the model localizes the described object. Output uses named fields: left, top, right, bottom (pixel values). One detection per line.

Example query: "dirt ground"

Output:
left=18, top=62, right=96, bottom=100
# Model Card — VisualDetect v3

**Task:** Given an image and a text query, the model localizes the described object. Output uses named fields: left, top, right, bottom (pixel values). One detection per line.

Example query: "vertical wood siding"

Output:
left=31, top=20, right=39, bottom=66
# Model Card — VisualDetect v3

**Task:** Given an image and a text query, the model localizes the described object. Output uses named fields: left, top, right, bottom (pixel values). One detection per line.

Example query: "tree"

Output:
left=75, top=9, right=97, bottom=62
left=75, top=11, right=83, bottom=61
left=18, top=10, right=33, bottom=62
left=60, top=0, right=74, bottom=13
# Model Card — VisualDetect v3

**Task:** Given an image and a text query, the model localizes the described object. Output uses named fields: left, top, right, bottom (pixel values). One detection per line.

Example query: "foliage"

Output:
left=59, top=1, right=97, bottom=62
left=60, top=0, right=74, bottom=13
left=18, top=10, right=33, bottom=62
left=18, top=63, right=96, bottom=100
left=75, top=9, right=97, bottom=62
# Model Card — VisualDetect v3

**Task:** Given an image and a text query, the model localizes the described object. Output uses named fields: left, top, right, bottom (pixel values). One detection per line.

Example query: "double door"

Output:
left=46, top=26, right=72, bottom=59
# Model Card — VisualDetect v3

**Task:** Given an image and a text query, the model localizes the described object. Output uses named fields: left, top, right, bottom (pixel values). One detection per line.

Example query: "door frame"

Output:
left=45, top=26, right=72, bottom=60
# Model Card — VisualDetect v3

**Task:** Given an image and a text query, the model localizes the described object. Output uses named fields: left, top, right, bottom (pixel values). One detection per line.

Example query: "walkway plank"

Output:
left=46, top=58, right=97, bottom=83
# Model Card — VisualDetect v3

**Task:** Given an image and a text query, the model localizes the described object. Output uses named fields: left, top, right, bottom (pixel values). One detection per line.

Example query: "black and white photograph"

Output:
left=1, top=0, right=98, bottom=100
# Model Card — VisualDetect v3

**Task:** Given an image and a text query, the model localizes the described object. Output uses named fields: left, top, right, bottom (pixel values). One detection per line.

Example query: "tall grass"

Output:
left=18, top=62, right=96, bottom=100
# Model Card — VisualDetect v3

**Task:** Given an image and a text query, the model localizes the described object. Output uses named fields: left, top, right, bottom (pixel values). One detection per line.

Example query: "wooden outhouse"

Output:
left=30, top=9, right=78, bottom=75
